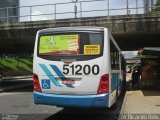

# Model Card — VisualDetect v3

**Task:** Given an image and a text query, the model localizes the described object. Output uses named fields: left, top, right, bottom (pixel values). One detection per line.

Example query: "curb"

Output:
left=2, top=76, right=32, bottom=81
left=118, top=91, right=128, bottom=120
left=0, top=84, right=32, bottom=93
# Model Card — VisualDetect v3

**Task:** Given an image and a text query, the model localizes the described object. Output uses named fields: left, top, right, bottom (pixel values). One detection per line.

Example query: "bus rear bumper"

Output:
left=33, top=91, right=109, bottom=107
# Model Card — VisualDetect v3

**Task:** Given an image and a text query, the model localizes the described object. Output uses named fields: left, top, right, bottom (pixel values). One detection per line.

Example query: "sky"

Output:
left=122, top=51, right=138, bottom=59
left=19, top=0, right=146, bottom=58
left=20, top=0, right=145, bottom=21
left=20, top=0, right=158, bottom=21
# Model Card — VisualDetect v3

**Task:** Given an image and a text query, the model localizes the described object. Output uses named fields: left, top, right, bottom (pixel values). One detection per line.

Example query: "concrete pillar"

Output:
left=151, top=0, right=153, bottom=10
left=144, top=0, right=149, bottom=14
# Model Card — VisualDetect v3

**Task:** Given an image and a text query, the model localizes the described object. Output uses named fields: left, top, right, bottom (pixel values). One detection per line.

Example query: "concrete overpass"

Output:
left=0, top=14, right=160, bottom=54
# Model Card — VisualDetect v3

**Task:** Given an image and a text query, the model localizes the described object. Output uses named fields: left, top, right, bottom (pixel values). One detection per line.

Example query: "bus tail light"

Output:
left=33, top=73, right=42, bottom=92
left=97, top=74, right=109, bottom=94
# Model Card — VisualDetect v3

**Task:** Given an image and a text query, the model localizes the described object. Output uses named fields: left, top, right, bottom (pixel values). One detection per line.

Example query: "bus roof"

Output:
left=38, top=26, right=105, bottom=34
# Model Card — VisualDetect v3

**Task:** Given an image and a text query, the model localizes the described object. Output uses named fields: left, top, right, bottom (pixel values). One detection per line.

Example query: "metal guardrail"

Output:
left=0, top=0, right=159, bottom=23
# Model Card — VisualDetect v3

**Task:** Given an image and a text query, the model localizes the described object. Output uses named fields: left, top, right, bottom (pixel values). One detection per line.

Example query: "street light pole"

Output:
left=72, top=0, right=78, bottom=18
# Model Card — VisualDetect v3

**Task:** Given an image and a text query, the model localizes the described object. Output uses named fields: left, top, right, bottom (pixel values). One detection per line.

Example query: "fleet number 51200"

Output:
left=63, top=64, right=100, bottom=75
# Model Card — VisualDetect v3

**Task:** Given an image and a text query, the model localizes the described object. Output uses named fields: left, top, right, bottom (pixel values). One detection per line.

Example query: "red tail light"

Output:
left=33, top=73, right=42, bottom=92
left=97, top=74, right=109, bottom=94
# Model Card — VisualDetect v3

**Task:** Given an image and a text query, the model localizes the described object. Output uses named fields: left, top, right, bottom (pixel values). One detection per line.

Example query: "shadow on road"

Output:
left=46, top=109, right=118, bottom=120
left=142, top=90, right=160, bottom=96
left=9, top=86, right=33, bottom=92
left=45, top=92, right=125, bottom=120
left=1, top=79, right=33, bottom=92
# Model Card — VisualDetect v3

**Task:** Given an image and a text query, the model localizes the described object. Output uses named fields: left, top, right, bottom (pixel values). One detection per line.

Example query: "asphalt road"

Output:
left=0, top=86, right=125, bottom=120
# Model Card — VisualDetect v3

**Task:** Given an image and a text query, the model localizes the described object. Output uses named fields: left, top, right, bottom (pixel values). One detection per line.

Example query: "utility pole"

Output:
left=126, top=0, right=129, bottom=15
left=72, top=0, right=78, bottom=18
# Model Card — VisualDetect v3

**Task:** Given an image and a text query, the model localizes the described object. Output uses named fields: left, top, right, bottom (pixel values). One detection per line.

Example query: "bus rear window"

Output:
left=38, top=32, right=103, bottom=61
left=39, top=34, right=80, bottom=55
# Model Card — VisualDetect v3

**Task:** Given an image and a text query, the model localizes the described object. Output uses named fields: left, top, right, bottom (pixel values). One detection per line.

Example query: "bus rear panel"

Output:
left=33, top=27, right=122, bottom=108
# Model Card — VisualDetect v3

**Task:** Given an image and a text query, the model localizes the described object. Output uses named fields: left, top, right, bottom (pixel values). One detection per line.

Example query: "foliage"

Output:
left=0, top=58, right=32, bottom=76
left=153, top=0, right=160, bottom=12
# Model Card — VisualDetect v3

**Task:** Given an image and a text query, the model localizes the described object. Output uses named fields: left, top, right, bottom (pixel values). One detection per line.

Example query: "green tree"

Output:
left=153, top=0, right=160, bottom=11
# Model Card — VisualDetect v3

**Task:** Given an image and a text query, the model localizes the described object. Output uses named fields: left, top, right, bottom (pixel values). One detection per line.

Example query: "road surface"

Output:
left=0, top=86, right=125, bottom=120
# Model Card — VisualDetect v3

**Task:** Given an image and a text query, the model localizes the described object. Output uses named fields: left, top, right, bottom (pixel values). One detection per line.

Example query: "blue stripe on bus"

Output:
left=50, top=65, right=66, bottom=80
left=111, top=72, right=122, bottom=92
left=50, top=65, right=74, bottom=88
left=39, top=64, right=62, bottom=87
left=111, top=73, right=118, bottom=91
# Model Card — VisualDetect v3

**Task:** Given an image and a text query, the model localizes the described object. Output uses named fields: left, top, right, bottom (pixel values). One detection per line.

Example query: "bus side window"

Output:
left=110, top=40, right=119, bottom=70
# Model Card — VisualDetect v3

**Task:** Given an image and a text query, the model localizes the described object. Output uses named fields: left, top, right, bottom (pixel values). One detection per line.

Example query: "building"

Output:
left=0, top=0, right=19, bottom=23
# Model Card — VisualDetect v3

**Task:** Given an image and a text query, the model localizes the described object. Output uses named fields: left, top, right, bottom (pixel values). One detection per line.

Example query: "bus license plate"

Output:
left=62, top=80, right=75, bottom=85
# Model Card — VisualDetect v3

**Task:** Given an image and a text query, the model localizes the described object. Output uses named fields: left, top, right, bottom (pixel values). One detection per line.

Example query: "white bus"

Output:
left=33, top=27, right=124, bottom=108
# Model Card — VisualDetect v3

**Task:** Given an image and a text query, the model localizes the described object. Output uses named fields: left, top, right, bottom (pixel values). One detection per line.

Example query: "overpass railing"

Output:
left=0, top=0, right=159, bottom=23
